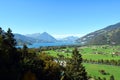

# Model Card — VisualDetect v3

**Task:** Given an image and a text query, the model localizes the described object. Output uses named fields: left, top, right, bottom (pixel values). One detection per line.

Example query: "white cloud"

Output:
left=52, top=34, right=85, bottom=39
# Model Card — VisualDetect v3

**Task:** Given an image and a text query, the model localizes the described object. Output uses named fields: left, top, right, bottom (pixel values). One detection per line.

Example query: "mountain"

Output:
left=26, top=33, right=41, bottom=39
left=14, top=32, right=57, bottom=45
left=76, top=22, right=120, bottom=45
left=58, top=36, right=79, bottom=42
left=38, top=32, right=57, bottom=42
left=14, top=34, right=35, bottom=45
left=26, top=32, right=57, bottom=42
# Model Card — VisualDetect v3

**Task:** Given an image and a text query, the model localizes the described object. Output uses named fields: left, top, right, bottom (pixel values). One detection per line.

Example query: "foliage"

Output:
left=46, top=45, right=120, bottom=80
left=0, top=27, right=62, bottom=80
left=64, top=48, right=88, bottom=80
left=0, top=27, right=20, bottom=80
left=110, top=75, right=115, bottom=80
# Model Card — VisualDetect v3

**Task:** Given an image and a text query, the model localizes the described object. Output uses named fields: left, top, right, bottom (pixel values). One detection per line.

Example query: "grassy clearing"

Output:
left=84, top=63, right=120, bottom=80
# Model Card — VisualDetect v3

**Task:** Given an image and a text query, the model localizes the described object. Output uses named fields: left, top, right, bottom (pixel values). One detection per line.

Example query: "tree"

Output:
left=110, top=75, right=115, bottom=80
left=4, top=28, right=18, bottom=65
left=0, top=28, right=21, bottom=80
left=0, top=27, right=6, bottom=65
left=35, top=52, right=61, bottom=80
left=64, top=48, right=88, bottom=80
left=5, top=28, right=16, bottom=48
left=0, top=28, right=17, bottom=65
left=22, top=44, right=28, bottom=58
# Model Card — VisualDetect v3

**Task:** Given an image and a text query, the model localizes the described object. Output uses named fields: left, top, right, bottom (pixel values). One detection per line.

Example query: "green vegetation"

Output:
left=45, top=45, right=120, bottom=80
left=83, top=54, right=120, bottom=60
left=1, top=27, right=120, bottom=80
left=64, top=48, right=88, bottom=80
left=0, top=27, right=62, bottom=80
left=84, top=63, right=120, bottom=80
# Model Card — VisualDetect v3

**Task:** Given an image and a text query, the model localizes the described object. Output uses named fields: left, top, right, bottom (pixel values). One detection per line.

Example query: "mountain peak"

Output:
left=25, top=32, right=57, bottom=42
left=41, top=32, right=49, bottom=35
left=39, top=32, right=57, bottom=42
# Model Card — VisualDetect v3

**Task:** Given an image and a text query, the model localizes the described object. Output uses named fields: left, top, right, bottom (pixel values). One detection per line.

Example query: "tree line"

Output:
left=83, top=59, right=120, bottom=66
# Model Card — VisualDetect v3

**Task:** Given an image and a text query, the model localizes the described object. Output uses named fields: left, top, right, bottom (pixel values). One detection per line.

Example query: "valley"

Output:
left=45, top=45, right=120, bottom=80
left=1, top=0, right=120, bottom=80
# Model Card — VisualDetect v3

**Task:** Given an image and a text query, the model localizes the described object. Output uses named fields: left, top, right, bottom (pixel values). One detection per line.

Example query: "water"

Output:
left=17, top=42, right=80, bottom=48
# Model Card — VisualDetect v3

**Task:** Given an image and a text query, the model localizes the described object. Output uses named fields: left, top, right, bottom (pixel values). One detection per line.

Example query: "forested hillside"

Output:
left=77, top=22, right=120, bottom=45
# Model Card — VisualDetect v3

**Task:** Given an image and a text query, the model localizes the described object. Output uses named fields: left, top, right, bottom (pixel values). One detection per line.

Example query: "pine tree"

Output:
left=0, top=28, right=20, bottom=79
left=0, top=27, right=5, bottom=65
left=5, top=28, right=16, bottom=48
left=65, top=48, right=88, bottom=80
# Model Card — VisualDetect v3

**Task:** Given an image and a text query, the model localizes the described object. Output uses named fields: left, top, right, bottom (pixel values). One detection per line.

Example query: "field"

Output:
left=45, top=45, right=120, bottom=80
left=84, top=63, right=120, bottom=80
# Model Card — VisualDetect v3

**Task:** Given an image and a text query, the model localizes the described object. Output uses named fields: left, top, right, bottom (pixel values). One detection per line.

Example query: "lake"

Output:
left=17, top=42, right=80, bottom=48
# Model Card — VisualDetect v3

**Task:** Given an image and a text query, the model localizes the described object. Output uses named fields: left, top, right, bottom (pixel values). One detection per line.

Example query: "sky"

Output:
left=0, top=0, right=120, bottom=38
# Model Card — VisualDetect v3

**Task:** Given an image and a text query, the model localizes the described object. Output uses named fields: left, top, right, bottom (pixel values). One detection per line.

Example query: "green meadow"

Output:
left=84, top=63, right=120, bottom=80
left=45, top=45, right=120, bottom=80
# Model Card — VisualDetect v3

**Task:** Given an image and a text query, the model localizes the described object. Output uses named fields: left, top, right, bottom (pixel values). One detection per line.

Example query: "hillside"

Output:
left=37, top=32, right=57, bottom=42
left=26, top=32, right=57, bottom=42
left=14, top=34, right=36, bottom=45
left=14, top=32, right=57, bottom=45
left=76, top=22, right=120, bottom=45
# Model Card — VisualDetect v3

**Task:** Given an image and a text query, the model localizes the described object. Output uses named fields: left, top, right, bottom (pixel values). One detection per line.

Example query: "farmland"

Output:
left=45, top=45, right=120, bottom=80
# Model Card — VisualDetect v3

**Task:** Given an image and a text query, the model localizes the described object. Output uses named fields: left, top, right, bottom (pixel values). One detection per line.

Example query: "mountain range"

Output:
left=76, top=22, right=120, bottom=45
left=14, top=32, right=78, bottom=46
left=15, top=22, right=120, bottom=46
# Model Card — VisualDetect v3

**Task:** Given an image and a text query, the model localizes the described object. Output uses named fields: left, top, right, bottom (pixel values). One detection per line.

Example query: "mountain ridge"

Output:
left=25, top=32, right=57, bottom=42
left=76, top=22, right=120, bottom=45
left=14, top=32, right=79, bottom=45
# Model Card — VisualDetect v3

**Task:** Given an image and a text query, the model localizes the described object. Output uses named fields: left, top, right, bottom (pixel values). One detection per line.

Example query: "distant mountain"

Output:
left=58, top=36, right=79, bottom=42
left=38, top=32, right=57, bottom=42
left=26, top=32, right=57, bottom=42
left=26, top=33, right=41, bottom=39
left=76, top=22, right=120, bottom=45
left=14, top=34, right=35, bottom=46
left=14, top=32, right=57, bottom=45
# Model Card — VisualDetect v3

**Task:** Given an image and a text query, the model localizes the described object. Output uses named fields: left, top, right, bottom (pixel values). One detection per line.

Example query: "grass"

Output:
left=45, top=45, right=120, bottom=79
left=82, top=54, right=120, bottom=60
left=46, top=50, right=72, bottom=58
left=46, top=45, right=120, bottom=60
left=84, top=63, right=120, bottom=80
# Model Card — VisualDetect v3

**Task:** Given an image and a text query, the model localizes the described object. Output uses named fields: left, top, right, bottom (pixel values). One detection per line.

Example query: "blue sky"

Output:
left=0, top=0, right=120, bottom=38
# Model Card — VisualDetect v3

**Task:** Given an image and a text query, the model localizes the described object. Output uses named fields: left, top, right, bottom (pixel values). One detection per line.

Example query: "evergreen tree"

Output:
left=110, top=75, right=115, bottom=80
left=0, top=27, right=5, bottom=65
left=65, top=48, right=88, bottom=80
left=5, top=28, right=16, bottom=48
left=0, top=28, right=21, bottom=80
left=4, top=28, right=18, bottom=65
